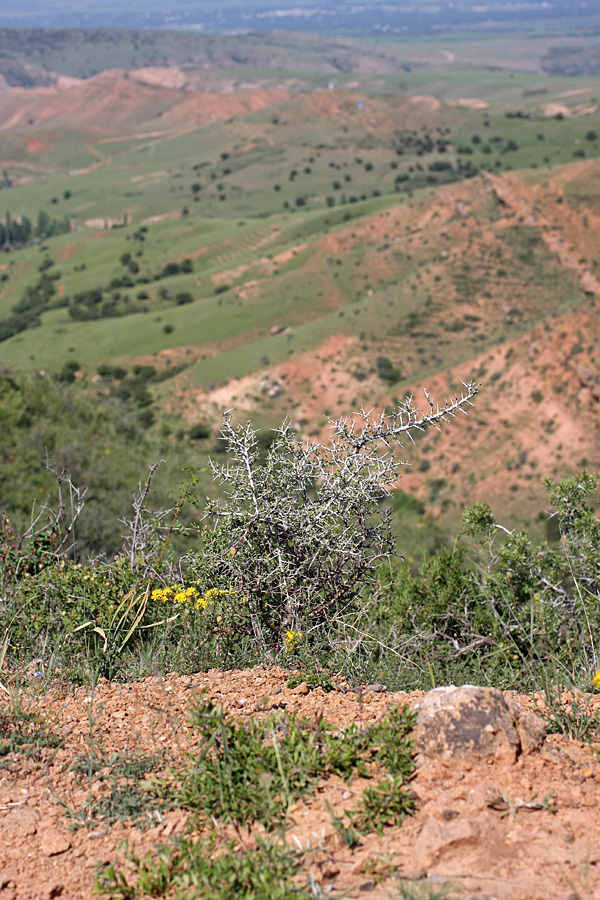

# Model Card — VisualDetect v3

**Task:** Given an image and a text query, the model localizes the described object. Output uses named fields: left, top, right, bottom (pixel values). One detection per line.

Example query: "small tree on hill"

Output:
left=186, top=383, right=479, bottom=655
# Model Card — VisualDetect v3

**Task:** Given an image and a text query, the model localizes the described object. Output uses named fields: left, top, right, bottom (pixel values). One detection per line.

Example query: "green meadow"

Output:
left=0, top=29, right=599, bottom=560
left=1, top=61, right=599, bottom=381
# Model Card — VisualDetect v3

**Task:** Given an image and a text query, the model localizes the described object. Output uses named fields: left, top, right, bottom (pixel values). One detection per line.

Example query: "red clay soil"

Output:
left=1, top=667, right=599, bottom=900
left=0, top=75, right=288, bottom=136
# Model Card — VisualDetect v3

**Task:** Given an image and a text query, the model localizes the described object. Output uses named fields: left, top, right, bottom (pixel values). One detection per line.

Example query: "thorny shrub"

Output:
left=9, top=383, right=600, bottom=694
left=184, top=384, right=479, bottom=655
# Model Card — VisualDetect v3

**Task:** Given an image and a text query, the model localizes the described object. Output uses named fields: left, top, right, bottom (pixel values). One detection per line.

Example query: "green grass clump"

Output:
left=171, top=697, right=416, bottom=830
left=0, top=704, right=62, bottom=761
left=96, top=700, right=416, bottom=899
left=350, top=773, right=415, bottom=836
left=286, top=671, right=335, bottom=692
left=543, top=682, right=600, bottom=743
left=66, top=747, right=171, bottom=830
left=97, top=834, right=309, bottom=900
left=394, top=880, right=461, bottom=900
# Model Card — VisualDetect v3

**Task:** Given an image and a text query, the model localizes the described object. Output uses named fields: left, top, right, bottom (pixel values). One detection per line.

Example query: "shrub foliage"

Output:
left=186, top=384, right=479, bottom=654
left=4, top=379, right=600, bottom=696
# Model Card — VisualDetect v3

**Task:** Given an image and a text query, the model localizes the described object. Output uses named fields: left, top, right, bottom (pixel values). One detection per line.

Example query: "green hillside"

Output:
left=1, top=75, right=599, bottom=375
left=1, top=31, right=600, bottom=557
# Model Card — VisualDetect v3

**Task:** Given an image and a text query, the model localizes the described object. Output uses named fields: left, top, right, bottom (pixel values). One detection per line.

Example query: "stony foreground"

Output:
left=0, top=666, right=599, bottom=900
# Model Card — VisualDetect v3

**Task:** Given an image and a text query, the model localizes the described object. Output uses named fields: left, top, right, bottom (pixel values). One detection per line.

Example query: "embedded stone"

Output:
left=290, top=681, right=309, bottom=695
left=414, top=685, right=546, bottom=764
left=39, top=829, right=71, bottom=857
left=0, top=805, right=39, bottom=837
left=415, top=816, right=481, bottom=869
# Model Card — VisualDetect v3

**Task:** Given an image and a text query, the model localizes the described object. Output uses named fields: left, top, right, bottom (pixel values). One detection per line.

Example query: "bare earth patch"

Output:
left=449, top=98, right=490, bottom=110
left=83, top=218, right=126, bottom=229
left=128, top=67, right=188, bottom=90
left=409, top=95, right=442, bottom=112
left=0, top=78, right=289, bottom=140
left=544, top=102, right=571, bottom=118
left=59, top=242, right=78, bottom=262
left=25, top=138, right=47, bottom=154
left=0, top=668, right=599, bottom=899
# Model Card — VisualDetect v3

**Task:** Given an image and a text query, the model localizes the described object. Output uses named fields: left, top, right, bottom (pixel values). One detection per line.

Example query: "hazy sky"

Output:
left=0, top=0, right=597, bottom=32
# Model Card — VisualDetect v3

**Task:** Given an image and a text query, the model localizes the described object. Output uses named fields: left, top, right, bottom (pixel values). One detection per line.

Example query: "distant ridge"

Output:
left=0, top=0, right=597, bottom=36
left=0, top=29, right=418, bottom=83
left=0, top=70, right=289, bottom=135
left=2, top=27, right=600, bottom=86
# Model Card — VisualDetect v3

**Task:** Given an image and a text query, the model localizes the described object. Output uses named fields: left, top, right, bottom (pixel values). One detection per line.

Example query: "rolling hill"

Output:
left=1, top=29, right=600, bottom=550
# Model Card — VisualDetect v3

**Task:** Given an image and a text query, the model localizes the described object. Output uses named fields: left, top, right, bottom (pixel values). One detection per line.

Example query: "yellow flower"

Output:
left=592, top=670, right=600, bottom=690
left=153, top=585, right=200, bottom=605
left=208, top=588, right=232, bottom=601
left=152, top=587, right=174, bottom=603
left=154, top=584, right=242, bottom=611
left=195, top=587, right=235, bottom=609
left=284, top=630, right=303, bottom=652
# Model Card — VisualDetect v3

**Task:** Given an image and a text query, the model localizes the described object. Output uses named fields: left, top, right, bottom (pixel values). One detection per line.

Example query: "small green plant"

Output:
left=165, top=697, right=416, bottom=831
left=174, top=698, right=320, bottom=828
left=349, top=772, right=414, bottom=835
left=67, top=746, right=170, bottom=829
left=394, top=879, right=461, bottom=900
left=70, top=584, right=155, bottom=680
left=96, top=833, right=308, bottom=900
left=486, top=788, right=556, bottom=817
left=0, top=702, right=62, bottom=761
left=326, top=799, right=361, bottom=849
left=286, top=671, right=335, bottom=692
left=357, top=853, right=397, bottom=885
left=543, top=682, right=600, bottom=743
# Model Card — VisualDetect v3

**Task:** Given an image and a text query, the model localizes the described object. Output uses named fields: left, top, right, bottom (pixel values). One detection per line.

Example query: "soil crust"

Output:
left=1, top=667, right=599, bottom=899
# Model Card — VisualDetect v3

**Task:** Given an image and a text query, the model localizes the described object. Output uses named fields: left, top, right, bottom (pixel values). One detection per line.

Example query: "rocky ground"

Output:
left=1, top=666, right=599, bottom=900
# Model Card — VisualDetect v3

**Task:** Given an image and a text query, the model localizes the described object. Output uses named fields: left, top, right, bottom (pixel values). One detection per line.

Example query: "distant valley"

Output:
left=1, top=26, right=600, bottom=555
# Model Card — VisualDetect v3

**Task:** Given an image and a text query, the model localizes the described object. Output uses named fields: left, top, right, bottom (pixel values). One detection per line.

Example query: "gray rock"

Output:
left=414, top=684, right=546, bottom=764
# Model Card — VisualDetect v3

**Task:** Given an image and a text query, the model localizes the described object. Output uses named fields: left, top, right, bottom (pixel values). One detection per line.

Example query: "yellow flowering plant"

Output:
left=152, top=585, right=200, bottom=606
left=284, top=630, right=303, bottom=653
left=147, top=581, right=253, bottom=667
left=152, top=585, right=242, bottom=611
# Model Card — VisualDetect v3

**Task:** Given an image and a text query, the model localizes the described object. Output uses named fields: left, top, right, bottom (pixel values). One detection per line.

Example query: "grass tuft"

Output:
left=96, top=833, right=307, bottom=900
left=0, top=703, right=62, bottom=763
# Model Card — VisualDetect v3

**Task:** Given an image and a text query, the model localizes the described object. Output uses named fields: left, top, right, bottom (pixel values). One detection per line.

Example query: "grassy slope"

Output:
left=1, top=33, right=600, bottom=541
left=1, top=73, right=598, bottom=371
